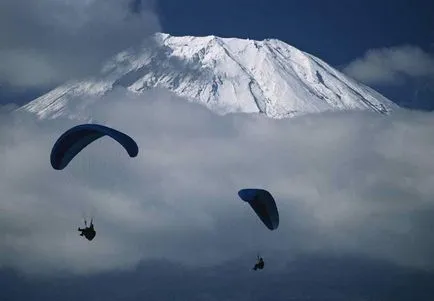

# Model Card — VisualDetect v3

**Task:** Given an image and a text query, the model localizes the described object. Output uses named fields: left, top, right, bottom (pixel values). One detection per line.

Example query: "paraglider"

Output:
left=238, top=188, right=279, bottom=230
left=252, top=255, right=265, bottom=271
left=238, top=188, right=279, bottom=270
left=50, top=123, right=139, bottom=170
left=78, top=219, right=96, bottom=241
left=50, top=123, right=139, bottom=242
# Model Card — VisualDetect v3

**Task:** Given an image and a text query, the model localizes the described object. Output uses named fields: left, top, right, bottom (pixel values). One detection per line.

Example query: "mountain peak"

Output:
left=21, top=33, right=397, bottom=120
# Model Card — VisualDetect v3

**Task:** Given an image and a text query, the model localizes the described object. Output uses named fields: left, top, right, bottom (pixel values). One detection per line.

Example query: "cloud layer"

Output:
left=3, top=255, right=434, bottom=301
left=343, top=45, right=434, bottom=85
left=0, top=0, right=160, bottom=88
left=1, top=89, right=434, bottom=276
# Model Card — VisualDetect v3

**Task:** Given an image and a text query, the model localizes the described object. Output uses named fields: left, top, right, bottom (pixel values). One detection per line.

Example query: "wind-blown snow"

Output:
left=20, top=33, right=397, bottom=119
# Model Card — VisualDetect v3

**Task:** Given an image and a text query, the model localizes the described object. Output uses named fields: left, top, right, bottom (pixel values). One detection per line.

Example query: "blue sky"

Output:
left=157, top=0, right=433, bottom=65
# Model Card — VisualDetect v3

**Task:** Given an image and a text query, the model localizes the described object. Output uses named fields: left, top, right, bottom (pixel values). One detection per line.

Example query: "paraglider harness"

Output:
left=78, top=219, right=96, bottom=241
left=253, top=255, right=264, bottom=271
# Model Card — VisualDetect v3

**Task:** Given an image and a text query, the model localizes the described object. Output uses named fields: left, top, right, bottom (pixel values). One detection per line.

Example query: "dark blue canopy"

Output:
left=238, top=188, right=279, bottom=230
left=50, top=124, right=139, bottom=170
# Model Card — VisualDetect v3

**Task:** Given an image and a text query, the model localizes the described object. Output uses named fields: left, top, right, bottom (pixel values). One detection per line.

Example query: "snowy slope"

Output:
left=20, top=33, right=397, bottom=119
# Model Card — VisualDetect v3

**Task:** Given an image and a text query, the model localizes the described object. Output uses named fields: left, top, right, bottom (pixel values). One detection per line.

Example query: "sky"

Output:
left=1, top=1, right=434, bottom=300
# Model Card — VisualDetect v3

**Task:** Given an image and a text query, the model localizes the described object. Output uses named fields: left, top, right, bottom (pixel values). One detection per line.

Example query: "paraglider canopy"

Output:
left=50, top=123, right=139, bottom=170
left=238, top=188, right=279, bottom=230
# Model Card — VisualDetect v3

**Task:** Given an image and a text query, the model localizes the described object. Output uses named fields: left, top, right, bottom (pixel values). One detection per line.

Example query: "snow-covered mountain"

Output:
left=20, top=33, right=397, bottom=119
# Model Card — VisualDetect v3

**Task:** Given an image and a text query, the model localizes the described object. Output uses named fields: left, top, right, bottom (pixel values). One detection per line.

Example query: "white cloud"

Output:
left=343, top=45, right=434, bottom=85
left=0, top=0, right=161, bottom=88
left=1, top=89, right=434, bottom=276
